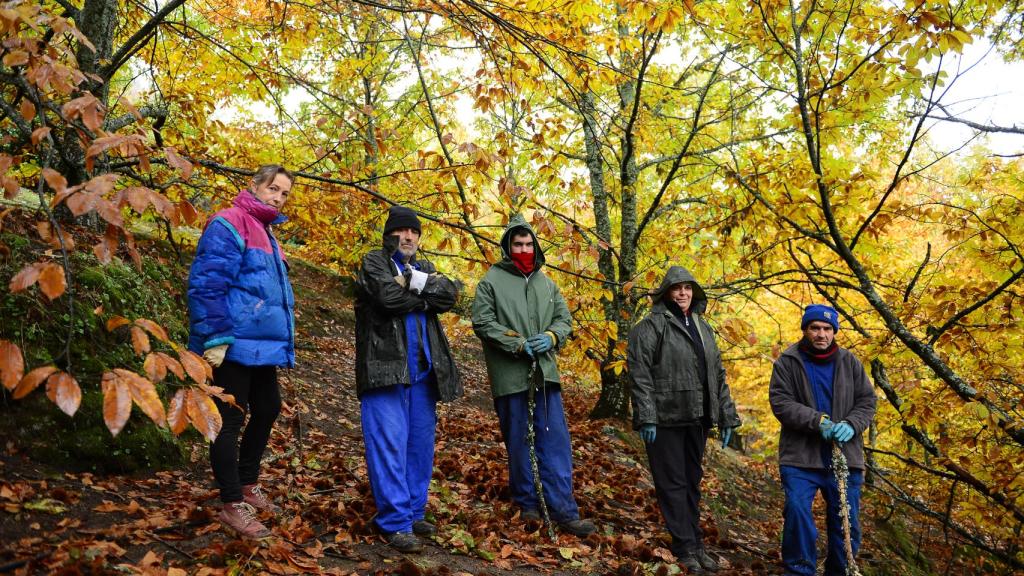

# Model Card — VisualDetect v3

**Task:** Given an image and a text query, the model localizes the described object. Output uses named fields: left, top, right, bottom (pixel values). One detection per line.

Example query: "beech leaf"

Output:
left=1, top=340, right=26, bottom=391
left=144, top=353, right=167, bottom=383
left=115, top=368, right=166, bottom=427
left=168, top=389, right=188, bottom=435
left=135, top=318, right=169, bottom=343
left=38, top=263, right=67, bottom=300
left=156, top=352, right=185, bottom=380
left=46, top=371, right=81, bottom=417
left=101, top=372, right=132, bottom=437
left=130, top=326, right=150, bottom=355
left=106, top=316, right=131, bottom=331
left=186, top=389, right=222, bottom=442
left=178, top=350, right=208, bottom=385
left=14, top=365, right=57, bottom=399
left=9, top=262, right=41, bottom=293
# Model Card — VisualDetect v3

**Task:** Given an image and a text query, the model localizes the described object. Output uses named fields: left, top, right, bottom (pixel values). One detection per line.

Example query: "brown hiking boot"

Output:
left=242, top=484, right=280, bottom=514
left=219, top=502, right=271, bottom=539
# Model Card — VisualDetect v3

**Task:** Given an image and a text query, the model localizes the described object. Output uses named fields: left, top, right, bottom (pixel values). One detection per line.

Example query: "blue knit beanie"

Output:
left=801, top=304, right=840, bottom=331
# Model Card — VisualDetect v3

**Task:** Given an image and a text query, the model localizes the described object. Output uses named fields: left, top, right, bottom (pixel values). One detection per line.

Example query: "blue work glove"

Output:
left=832, top=421, right=855, bottom=444
left=819, top=416, right=835, bottom=441
left=720, top=426, right=734, bottom=449
left=526, top=333, right=554, bottom=355
left=639, top=424, right=656, bottom=444
left=520, top=339, right=535, bottom=359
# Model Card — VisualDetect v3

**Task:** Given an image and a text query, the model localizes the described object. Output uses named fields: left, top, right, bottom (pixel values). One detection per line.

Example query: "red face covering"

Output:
left=510, top=251, right=535, bottom=275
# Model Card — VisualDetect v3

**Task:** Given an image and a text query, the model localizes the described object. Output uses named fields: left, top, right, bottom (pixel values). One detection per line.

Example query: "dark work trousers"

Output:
left=645, top=424, right=710, bottom=557
left=494, top=386, right=580, bottom=523
left=210, top=360, right=281, bottom=503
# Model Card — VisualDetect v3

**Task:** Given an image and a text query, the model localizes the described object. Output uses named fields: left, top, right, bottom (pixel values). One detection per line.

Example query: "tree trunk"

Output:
left=60, top=0, right=117, bottom=186
left=590, top=361, right=631, bottom=419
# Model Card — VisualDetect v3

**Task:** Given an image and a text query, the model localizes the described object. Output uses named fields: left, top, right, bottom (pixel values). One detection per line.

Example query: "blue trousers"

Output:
left=781, top=465, right=864, bottom=576
left=494, top=387, right=579, bottom=523
left=361, top=373, right=438, bottom=534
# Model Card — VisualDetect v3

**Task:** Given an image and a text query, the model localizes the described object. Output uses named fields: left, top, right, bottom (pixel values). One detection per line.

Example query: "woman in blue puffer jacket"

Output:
left=187, top=164, right=295, bottom=539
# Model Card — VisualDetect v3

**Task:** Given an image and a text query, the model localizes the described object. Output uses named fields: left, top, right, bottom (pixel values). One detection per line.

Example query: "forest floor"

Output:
left=0, top=256, right=978, bottom=575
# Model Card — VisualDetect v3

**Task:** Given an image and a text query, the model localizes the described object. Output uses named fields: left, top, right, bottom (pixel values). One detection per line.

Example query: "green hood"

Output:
left=498, top=213, right=546, bottom=272
left=651, top=265, right=708, bottom=315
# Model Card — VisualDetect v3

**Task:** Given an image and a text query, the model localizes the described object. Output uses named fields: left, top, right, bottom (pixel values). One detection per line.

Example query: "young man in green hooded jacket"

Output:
left=471, top=214, right=596, bottom=537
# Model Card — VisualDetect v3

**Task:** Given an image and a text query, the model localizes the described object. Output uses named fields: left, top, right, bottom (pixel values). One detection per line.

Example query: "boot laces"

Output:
left=231, top=502, right=259, bottom=525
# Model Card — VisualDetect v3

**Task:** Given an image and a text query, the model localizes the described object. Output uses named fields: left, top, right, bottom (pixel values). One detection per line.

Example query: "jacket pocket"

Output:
left=653, top=378, right=702, bottom=422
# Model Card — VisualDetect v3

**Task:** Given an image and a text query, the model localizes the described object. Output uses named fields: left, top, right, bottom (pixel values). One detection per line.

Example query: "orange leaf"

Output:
left=83, top=174, right=119, bottom=196
left=121, top=186, right=151, bottom=214
left=9, top=262, right=41, bottom=292
left=1, top=340, right=26, bottom=391
left=38, top=262, right=66, bottom=300
left=81, top=99, right=102, bottom=132
left=156, top=352, right=184, bottom=380
left=106, top=315, right=131, bottom=331
left=93, top=240, right=113, bottom=264
left=167, top=389, right=188, bottom=435
left=134, top=319, right=169, bottom=343
left=186, top=389, right=222, bottom=442
left=115, top=368, right=166, bottom=427
left=130, top=326, right=150, bottom=355
left=95, top=198, right=124, bottom=228
left=31, top=126, right=51, bottom=146
left=45, top=371, right=81, bottom=416
left=13, top=365, right=57, bottom=398
left=101, top=372, right=132, bottom=436
left=42, top=168, right=66, bottom=193
left=178, top=350, right=208, bottom=385
left=178, top=201, right=198, bottom=226
left=66, top=191, right=97, bottom=216
left=165, top=147, right=193, bottom=180
left=19, top=99, right=35, bottom=121
left=144, top=353, right=167, bottom=383
left=199, top=383, right=235, bottom=406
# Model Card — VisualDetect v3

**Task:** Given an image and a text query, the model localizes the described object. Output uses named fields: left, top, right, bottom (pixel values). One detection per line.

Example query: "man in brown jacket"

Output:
left=769, top=304, right=876, bottom=576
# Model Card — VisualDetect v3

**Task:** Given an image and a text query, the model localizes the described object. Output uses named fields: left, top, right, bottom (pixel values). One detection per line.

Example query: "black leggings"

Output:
left=210, top=361, right=281, bottom=503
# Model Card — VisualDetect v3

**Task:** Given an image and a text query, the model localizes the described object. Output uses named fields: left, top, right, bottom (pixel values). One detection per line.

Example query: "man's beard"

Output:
left=397, top=245, right=417, bottom=261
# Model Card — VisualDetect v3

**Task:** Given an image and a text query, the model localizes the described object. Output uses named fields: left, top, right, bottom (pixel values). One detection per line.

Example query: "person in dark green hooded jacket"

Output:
left=627, top=266, right=741, bottom=573
left=471, top=214, right=596, bottom=537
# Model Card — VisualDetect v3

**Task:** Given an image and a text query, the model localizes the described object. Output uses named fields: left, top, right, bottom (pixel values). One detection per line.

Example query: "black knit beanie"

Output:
left=383, top=205, right=421, bottom=235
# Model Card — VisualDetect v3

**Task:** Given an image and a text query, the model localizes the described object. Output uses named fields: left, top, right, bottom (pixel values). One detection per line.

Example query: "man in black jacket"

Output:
left=628, top=266, right=741, bottom=573
left=355, top=205, right=462, bottom=553
left=769, top=305, right=876, bottom=576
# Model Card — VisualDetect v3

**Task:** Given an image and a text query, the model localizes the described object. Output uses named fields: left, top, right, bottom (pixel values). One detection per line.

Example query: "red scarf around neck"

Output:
left=510, top=251, right=535, bottom=275
left=798, top=338, right=838, bottom=364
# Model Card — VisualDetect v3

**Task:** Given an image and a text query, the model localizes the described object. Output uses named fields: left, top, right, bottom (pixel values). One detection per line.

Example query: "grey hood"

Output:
left=651, top=265, right=708, bottom=315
